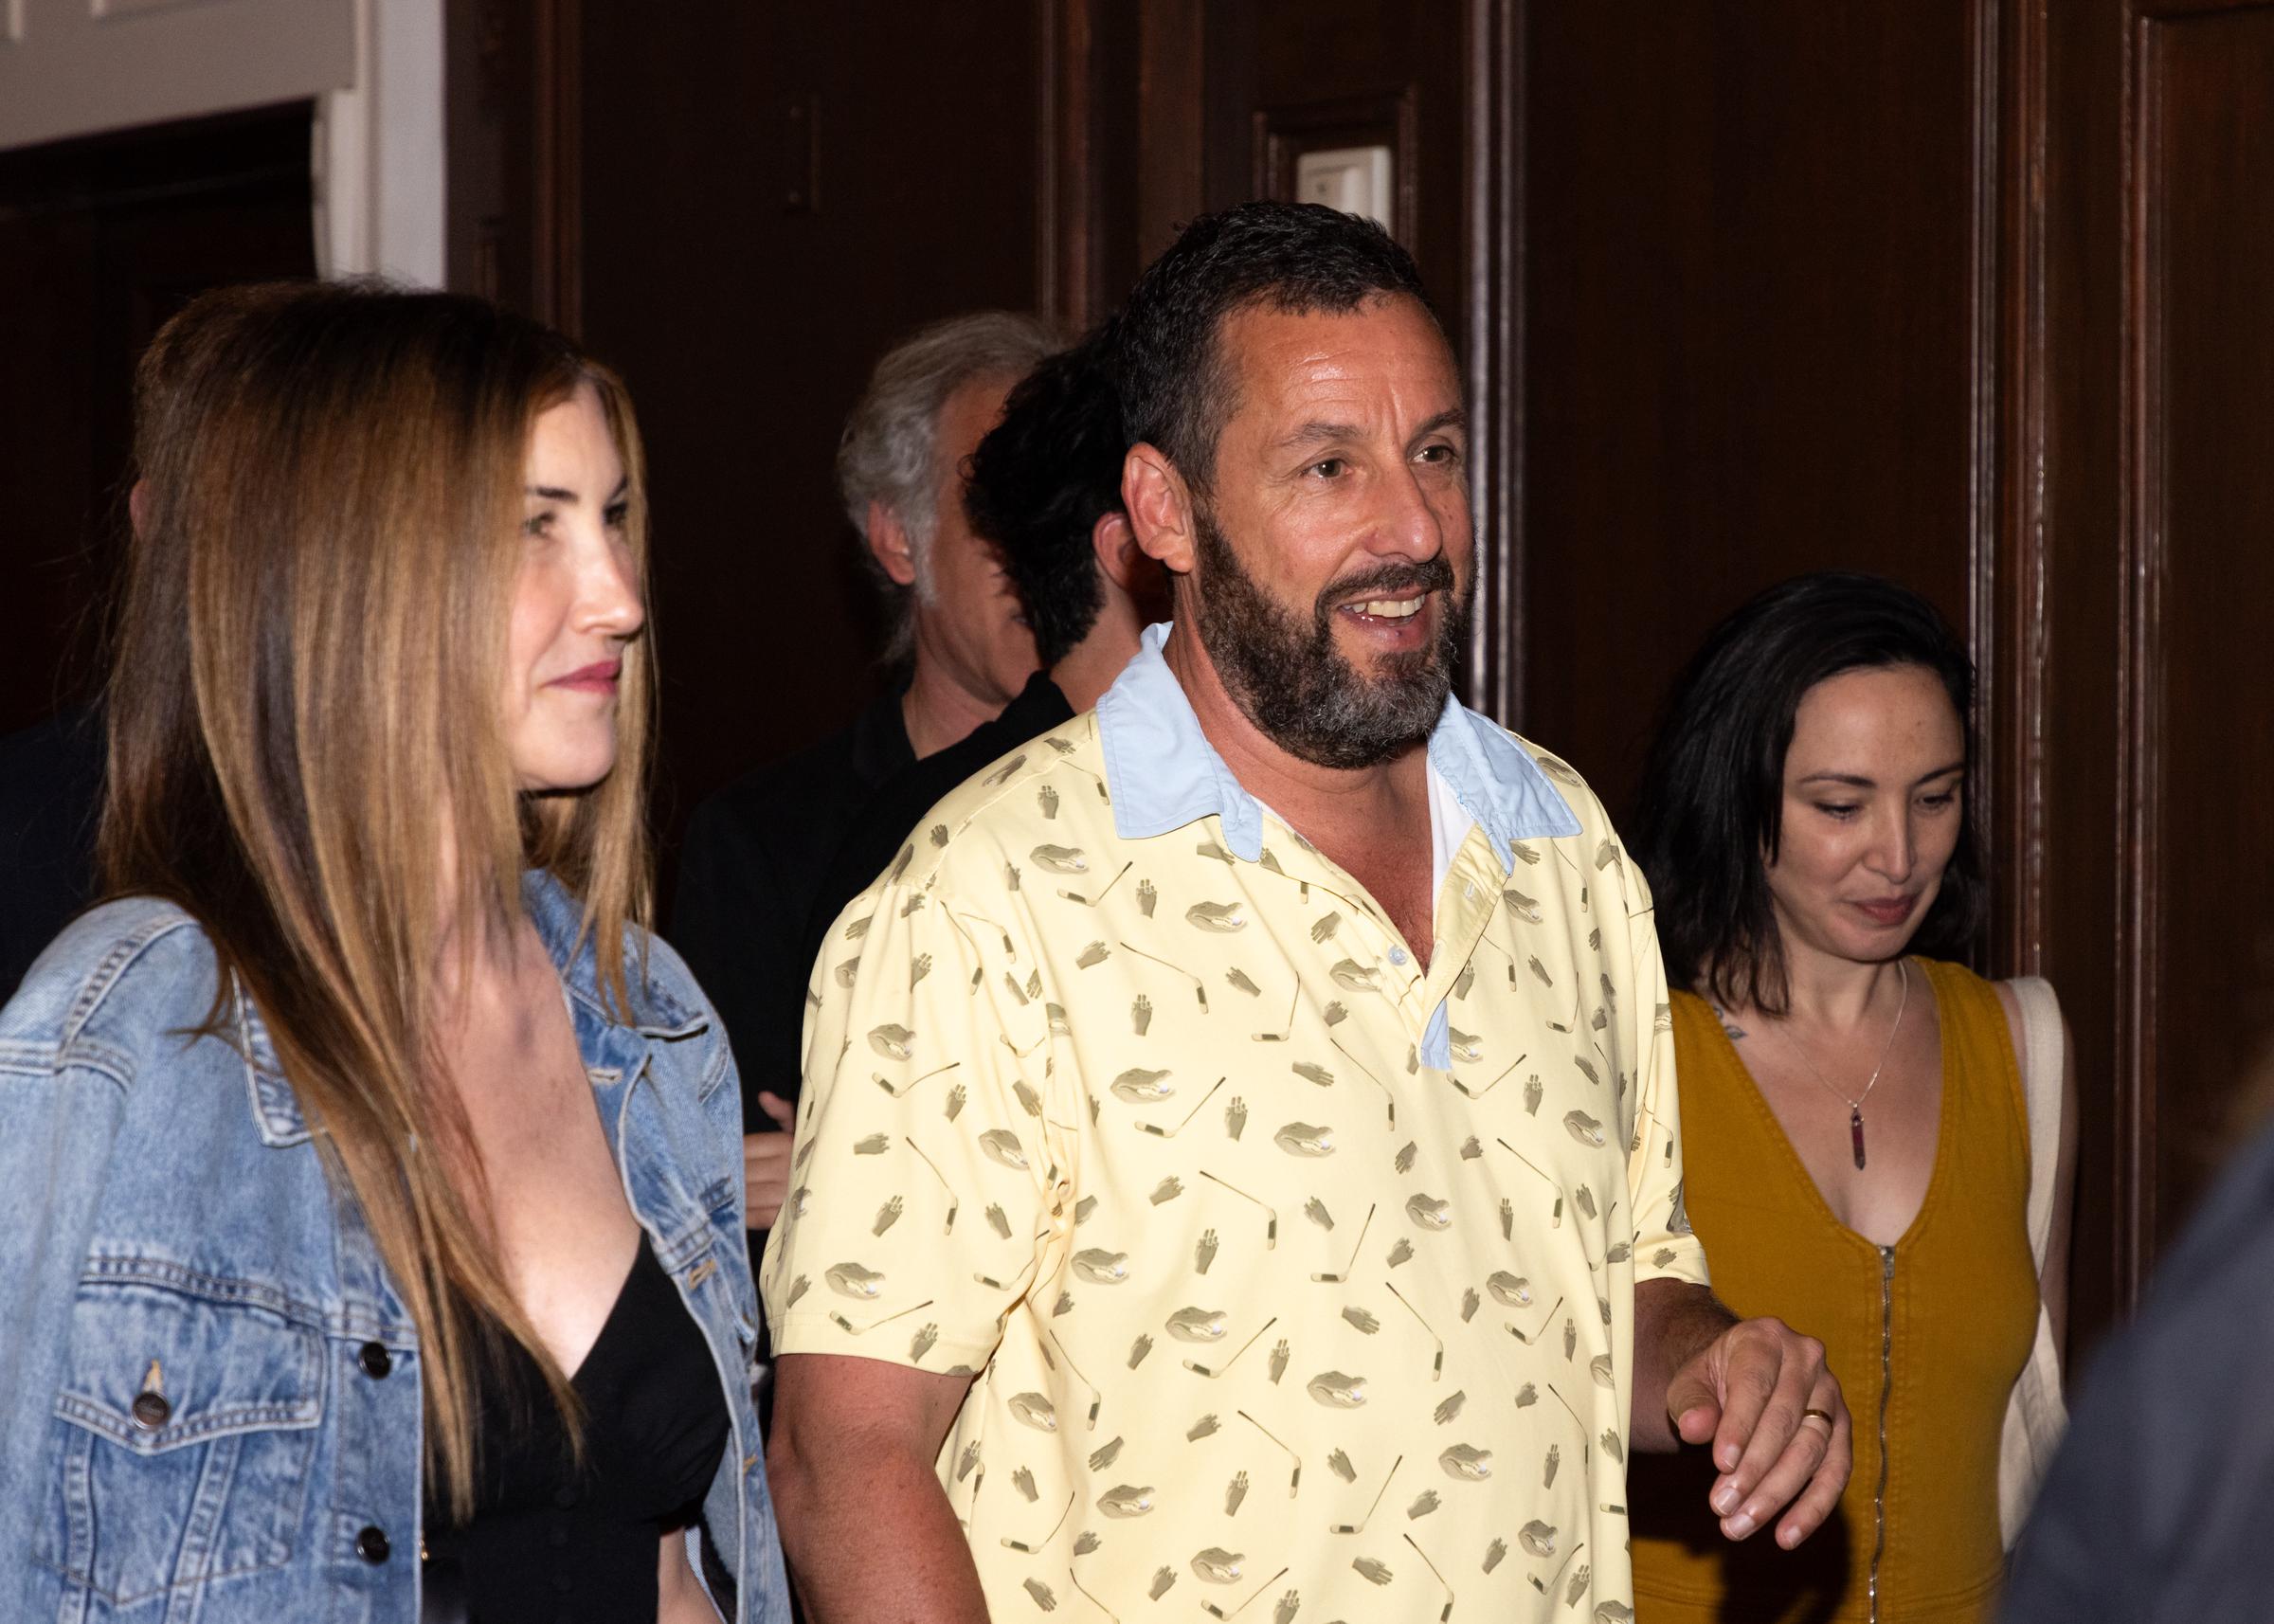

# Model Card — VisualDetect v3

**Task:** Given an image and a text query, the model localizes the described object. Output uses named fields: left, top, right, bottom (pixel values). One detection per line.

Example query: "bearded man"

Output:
left=761, top=201, right=1850, bottom=1623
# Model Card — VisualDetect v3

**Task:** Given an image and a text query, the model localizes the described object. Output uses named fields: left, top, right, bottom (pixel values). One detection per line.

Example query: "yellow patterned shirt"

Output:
left=763, top=626, right=1708, bottom=1623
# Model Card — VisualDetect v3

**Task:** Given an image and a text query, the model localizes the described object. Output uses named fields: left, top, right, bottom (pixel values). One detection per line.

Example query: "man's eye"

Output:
left=1417, top=443, right=1461, bottom=466
left=1308, top=458, right=1347, bottom=478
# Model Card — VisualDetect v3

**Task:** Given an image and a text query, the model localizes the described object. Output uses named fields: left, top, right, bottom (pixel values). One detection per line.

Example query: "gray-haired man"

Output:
left=674, top=311, right=1058, bottom=1260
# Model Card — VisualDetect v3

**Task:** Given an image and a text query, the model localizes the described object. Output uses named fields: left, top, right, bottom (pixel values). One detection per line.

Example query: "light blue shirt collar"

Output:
left=1094, top=622, right=1581, bottom=872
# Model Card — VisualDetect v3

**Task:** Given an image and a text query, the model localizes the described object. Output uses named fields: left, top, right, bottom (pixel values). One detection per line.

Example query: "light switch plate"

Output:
left=1294, top=144, right=1394, bottom=230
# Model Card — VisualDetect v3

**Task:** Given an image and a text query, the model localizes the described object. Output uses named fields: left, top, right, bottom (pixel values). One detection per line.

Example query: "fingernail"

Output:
left=1719, top=1446, right=1741, bottom=1471
left=1724, top=1510, right=1756, bottom=1539
left=1778, top=1525, right=1801, bottom=1549
left=1711, top=1485, right=1740, bottom=1515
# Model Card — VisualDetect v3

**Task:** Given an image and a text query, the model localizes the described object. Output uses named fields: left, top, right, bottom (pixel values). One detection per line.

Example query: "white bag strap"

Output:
left=1998, top=973, right=2069, bottom=1545
left=2009, top=975, right=2064, bottom=1267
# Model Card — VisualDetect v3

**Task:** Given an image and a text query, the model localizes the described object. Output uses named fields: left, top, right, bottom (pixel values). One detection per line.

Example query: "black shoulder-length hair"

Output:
left=1630, top=570, right=1986, bottom=1016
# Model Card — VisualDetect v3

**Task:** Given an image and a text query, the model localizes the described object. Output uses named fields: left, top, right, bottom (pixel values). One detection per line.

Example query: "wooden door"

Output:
left=0, top=104, right=318, bottom=737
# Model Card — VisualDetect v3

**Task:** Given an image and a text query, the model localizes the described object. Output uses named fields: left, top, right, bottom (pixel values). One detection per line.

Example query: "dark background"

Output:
left=5, top=0, right=2271, bottom=1366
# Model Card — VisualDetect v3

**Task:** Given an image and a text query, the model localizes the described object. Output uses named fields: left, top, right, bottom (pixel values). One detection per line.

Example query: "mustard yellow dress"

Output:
left=1629, top=958, right=2038, bottom=1623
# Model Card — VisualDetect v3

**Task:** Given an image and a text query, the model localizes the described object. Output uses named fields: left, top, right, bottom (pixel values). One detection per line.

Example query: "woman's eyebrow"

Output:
left=527, top=475, right=628, bottom=503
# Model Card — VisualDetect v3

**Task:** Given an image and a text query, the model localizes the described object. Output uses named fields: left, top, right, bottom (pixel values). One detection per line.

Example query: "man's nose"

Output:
left=1367, top=463, right=1453, bottom=562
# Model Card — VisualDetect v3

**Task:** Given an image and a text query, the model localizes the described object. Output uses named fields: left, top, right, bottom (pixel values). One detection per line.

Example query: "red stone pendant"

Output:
left=1850, top=1108, right=1868, bottom=1170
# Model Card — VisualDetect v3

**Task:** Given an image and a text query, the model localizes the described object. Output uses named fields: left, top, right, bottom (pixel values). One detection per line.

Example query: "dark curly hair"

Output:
left=962, top=325, right=1127, bottom=668
left=1631, top=571, right=1987, bottom=1016
left=1114, top=200, right=1434, bottom=494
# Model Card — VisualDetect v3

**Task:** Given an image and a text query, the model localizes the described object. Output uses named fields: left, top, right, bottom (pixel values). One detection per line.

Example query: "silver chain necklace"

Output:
left=1771, top=959, right=1909, bottom=1170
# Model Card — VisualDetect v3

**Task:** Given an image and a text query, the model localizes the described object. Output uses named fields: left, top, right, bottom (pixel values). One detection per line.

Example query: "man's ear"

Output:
left=864, top=499, right=918, bottom=586
left=1121, top=443, right=1197, bottom=576
left=1091, top=510, right=1142, bottom=590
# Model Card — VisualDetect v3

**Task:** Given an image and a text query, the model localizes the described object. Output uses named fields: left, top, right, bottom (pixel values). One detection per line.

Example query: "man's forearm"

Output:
left=769, top=1429, right=989, bottom=1624
left=1631, top=1278, right=1738, bottom=1452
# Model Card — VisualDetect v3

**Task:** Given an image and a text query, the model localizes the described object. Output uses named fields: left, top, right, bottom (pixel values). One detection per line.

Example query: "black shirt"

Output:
left=422, top=1240, right=729, bottom=1624
left=0, top=706, right=104, bottom=1002
left=797, top=672, right=1076, bottom=992
left=670, top=684, right=915, bottom=1129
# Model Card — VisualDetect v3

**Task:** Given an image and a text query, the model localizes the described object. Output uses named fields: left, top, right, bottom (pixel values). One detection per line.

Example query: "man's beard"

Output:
left=1188, top=505, right=1471, bottom=770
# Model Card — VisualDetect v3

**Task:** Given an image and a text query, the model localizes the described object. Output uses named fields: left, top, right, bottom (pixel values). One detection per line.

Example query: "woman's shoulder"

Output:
left=1911, top=954, right=2042, bottom=1028
left=1665, top=986, right=1746, bottom=1063
left=0, top=896, right=221, bottom=1056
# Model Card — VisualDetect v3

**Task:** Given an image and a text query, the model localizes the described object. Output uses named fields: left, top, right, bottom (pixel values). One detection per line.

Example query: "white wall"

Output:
left=316, top=0, right=448, bottom=286
left=0, top=0, right=445, bottom=288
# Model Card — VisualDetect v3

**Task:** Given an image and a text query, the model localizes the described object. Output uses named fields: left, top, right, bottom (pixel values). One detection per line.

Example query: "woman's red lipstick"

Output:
left=548, top=659, right=621, bottom=692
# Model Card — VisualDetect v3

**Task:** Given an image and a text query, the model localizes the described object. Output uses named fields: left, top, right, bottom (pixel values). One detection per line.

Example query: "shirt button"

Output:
left=130, top=1391, right=171, bottom=1431
left=355, top=1525, right=391, bottom=1564
left=548, top=1525, right=569, bottom=1549
left=551, top=1572, right=574, bottom=1594
left=1388, top=947, right=1410, bottom=966
left=358, top=1341, right=393, bottom=1378
left=553, top=1485, right=580, bottom=1510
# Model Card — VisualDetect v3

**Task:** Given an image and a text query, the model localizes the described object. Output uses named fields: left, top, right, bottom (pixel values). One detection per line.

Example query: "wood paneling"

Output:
left=2130, top=0, right=2274, bottom=1276
left=567, top=1, right=1046, bottom=848
left=1513, top=2, right=1986, bottom=818
left=445, top=0, right=580, bottom=331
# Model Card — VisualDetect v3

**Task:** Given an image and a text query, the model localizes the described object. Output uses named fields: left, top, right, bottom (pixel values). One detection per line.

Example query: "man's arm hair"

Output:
left=768, top=1353, right=988, bottom=1623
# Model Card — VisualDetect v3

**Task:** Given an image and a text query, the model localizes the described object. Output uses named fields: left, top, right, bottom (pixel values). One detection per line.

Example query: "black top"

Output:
left=0, top=706, right=104, bottom=1002
left=423, top=1240, right=729, bottom=1624
left=671, top=683, right=915, bottom=1129
left=798, top=672, right=1076, bottom=988
left=1999, top=1116, right=2274, bottom=1623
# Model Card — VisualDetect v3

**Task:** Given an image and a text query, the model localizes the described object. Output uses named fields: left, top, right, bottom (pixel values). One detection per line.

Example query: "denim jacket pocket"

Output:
left=35, top=1279, right=324, bottom=1607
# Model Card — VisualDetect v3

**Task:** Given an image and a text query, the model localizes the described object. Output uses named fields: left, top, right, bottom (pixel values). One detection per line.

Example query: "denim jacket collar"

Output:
left=233, top=872, right=711, bottom=1148
left=1094, top=621, right=1581, bottom=870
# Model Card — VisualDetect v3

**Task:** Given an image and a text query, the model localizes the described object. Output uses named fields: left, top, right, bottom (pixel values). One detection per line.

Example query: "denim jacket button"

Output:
left=358, top=1341, right=393, bottom=1378
left=130, top=1391, right=171, bottom=1431
left=355, top=1525, right=391, bottom=1563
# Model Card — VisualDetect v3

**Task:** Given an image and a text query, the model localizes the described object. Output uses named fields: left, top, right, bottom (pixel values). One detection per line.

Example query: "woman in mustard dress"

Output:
left=1626, top=573, right=2075, bottom=1624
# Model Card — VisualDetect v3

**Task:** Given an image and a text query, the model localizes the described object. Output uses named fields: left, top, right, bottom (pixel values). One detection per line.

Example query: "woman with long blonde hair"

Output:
left=0, top=281, right=788, bottom=1623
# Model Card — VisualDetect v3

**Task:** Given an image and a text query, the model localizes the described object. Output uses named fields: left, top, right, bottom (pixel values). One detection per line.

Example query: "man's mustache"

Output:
left=1314, top=555, right=1458, bottom=620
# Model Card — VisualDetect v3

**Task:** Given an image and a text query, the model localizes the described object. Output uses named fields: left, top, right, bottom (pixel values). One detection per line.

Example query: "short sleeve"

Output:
left=1619, top=863, right=1711, bottom=1290
left=760, top=853, right=1074, bottom=1374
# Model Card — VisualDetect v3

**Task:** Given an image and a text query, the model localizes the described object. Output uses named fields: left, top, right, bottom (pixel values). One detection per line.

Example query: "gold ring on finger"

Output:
left=1800, top=1407, right=1835, bottom=1432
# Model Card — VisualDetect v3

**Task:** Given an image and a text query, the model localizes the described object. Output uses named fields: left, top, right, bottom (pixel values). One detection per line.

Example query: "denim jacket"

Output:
left=0, top=873, right=791, bottom=1623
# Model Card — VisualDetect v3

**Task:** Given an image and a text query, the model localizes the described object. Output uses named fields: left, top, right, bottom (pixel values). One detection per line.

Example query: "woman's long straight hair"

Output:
left=99, top=281, right=655, bottom=1518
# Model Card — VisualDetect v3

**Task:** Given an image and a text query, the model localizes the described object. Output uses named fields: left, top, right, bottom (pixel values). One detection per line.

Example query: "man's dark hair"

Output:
left=963, top=327, right=1128, bottom=668
left=1631, top=571, right=1988, bottom=1017
left=1115, top=201, right=1434, bottom=494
